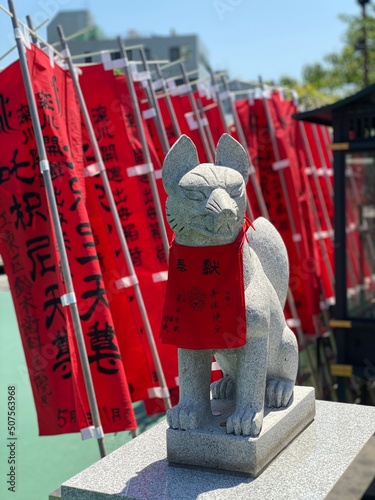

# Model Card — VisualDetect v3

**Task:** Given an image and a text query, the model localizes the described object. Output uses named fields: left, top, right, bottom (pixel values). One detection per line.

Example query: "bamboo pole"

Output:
left=117, top=36, right=170, bottom=260
left=58, top=26, right=172, bottom=413
left=7, top=0, right=106, bottom=458
left=138, top=47, right=170, bottom=155
left=179, top=62, right=213, bottom=163
left=155, top=64, right=181, bottom=138
left=220, top=75, right=267, bottom=219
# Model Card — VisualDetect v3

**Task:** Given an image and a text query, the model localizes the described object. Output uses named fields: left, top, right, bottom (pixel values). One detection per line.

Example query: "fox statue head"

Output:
left=162, top=134, right=249, bottom=246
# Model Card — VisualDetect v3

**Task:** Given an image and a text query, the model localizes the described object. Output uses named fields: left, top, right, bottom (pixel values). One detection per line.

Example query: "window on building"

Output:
left=170, top=46, right=180, bottom=61
left=111, top=51, right=121, bottom=60
left=126, top=49, right=133, bottom=61
left=144, top=47, right=151, bottom=60
left=84, top=51, right=92, bottom=63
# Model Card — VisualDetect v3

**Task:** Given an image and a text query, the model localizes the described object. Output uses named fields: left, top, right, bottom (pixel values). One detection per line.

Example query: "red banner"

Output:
left=236, top=97, right=265, bottom=219
left=161, top=225, right=248, bottom=350
left=169, top=92, right=210, bottom=162
left=254, top=93, right=321, bottom=335
left=79, top=63, right=179, bottom=409
left=295, top=121, right=335, bottom=307
left=0, top=45, right=136, bottom=435
left=196, top=92, right=226, bottom=145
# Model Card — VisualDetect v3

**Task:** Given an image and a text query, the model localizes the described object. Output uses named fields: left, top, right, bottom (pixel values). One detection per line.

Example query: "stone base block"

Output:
left=60, top=397, right=375, bottom=499
left=167, top=386, right=315, bottom=476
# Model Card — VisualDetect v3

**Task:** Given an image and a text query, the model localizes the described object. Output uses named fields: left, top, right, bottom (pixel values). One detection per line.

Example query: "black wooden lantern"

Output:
left=294, top=87, right=375, bottom=402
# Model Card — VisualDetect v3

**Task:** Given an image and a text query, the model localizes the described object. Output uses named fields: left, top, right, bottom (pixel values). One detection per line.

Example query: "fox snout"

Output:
left=205, top=188, right=238, bottom=219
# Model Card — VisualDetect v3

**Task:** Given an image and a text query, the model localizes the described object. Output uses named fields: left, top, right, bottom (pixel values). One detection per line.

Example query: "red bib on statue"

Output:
left=160, top=225, right=249, bottom=350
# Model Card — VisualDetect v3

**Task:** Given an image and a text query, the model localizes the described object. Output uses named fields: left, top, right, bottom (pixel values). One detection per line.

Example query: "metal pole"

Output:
left=7, top=0, right=106, bottom=458
left=197, top=97, right=216, bottom=159
left=259, top=77, right=302, bottom=261
left=58, top=27, right=172, bottom=412
left=220, top=76, right=268, bottom=218
left=257, top=80, right=320, bottom=391
left=117, top=36, right=170, bottom=261
left=138, top=48, right=170, bottom=156
left=25, top=15, right=39, bottom=46
left=298, top=121, right=338, bottom=398
left=317, top=125, right=334, bottom=199
left=155, top=63, right=182, bottom=138
left=209, top=70, right=229, bottom=134
left=179, top=62, right=214, bottom=163
left=0, top=3, right=61, bottom=57
left=298, top=122, right=336, bottom=289
left=0, top=17, right=48, bottom=61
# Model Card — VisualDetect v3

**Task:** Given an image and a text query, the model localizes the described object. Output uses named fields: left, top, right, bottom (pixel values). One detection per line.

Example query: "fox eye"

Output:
left=183, top=189, right=206, bottom=201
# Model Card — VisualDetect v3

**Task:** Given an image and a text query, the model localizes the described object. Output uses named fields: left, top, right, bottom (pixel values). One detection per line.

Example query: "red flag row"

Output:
left=2, top=43, right=374, bottom=436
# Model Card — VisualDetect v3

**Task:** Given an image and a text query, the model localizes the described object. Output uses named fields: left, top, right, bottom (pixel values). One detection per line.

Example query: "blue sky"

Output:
left=0, top=0, right=363, bottom=81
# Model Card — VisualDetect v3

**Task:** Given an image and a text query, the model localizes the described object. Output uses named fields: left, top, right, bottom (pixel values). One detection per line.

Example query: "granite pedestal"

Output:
left=167, top=386, right=315, bottom=476
left=59, top=396, right=375, bottom=500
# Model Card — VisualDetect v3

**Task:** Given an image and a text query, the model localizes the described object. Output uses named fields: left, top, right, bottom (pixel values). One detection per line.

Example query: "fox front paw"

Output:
left=226, top=406, right=264, bottom=437
left=167, top=403, right=208, bottom=431
left=266, top=378, right=294, bottom=408
left=211, top=375, right=235, bottom=400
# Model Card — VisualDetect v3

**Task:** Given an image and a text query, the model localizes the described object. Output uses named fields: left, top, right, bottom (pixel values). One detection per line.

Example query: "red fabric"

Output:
left=236, top=98, right=264, bottom=219
left=161, top=224, right=249, bottom=350
left=254, top=94, right=321, bottom=335
left=195, top=92, right=226, bottom=145
left=84, top=179, right=155, bottom=403
left=0, top=45, right=136, bottom=434
left=137, top=87, right=167, bottom=165
left=169, top=93, right=210, bottom=162
left=155, top=95, right=180, bottom=148
left=295, top=121, right=335, bottom=305
left=79, top=63, right=179, bottom=408
left=236, top=98, right=259, bottom=171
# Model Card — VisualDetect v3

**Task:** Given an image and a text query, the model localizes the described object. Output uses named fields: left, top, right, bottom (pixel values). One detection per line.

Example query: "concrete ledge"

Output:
left=167, top=386, right=315, bottom=476
left=61, top=398, right=375, bottom=500
left=49, top=487, right=61, bottom=499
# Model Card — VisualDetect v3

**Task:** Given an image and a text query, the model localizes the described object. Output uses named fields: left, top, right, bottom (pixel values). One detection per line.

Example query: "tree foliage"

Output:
left=277, top=5, right=375, bottom=107
left=302, top=6, right=375, bottom=96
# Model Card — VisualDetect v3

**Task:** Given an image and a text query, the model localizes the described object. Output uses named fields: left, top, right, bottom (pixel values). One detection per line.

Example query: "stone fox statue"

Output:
left=161, top=134, right=298, bottom=437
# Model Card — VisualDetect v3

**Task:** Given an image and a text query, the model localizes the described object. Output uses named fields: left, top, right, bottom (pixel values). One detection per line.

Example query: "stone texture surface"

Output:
left=327, top=435, right=375, bottom=500
left=49, top=487, right=62, bottom=499
left=162, top=134, right=299, bottom=438
left=61, top=400, right=375, bottom=500
left=167, top=386, right=315, bottom=476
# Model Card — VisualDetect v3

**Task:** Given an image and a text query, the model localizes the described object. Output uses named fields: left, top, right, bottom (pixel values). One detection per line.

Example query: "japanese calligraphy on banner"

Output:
left=236, top=98, right=259, bottom=170
left=156, top=95, right=180, bottom=148
left=236, top=98, right=264, bottom=220
left=196, top=93, right=226, bottom=145
left=294, top=121, right=335, bottom=305
left=79, top=63, right=179, bottom=407
left=254, top=93, right=321, bottom=334
left=161, top=225, right=248, bottom=350
left=169, top=94, right=209, bottom=162
left=0, top=44, right=136, bottom=435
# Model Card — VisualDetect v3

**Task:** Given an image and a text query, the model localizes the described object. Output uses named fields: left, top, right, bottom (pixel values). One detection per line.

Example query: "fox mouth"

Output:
left=191, top=214, right=240, bottom=235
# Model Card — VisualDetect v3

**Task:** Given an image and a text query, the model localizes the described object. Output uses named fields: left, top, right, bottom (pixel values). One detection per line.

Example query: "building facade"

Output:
left=47, top=10, right=210, bottom=81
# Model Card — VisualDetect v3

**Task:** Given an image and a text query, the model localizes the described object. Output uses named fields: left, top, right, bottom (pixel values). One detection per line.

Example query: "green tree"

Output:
left=302, top=5, right=375, bottom=96
left=277, top=75, right=340, bottom=109
left=276, top=5, right=375, bottom=107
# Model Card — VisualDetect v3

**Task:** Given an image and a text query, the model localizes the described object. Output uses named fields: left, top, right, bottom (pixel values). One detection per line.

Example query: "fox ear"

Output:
left=215, top=134, right=249, bottom=184
left=162, top=135, right=200, bottom=193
